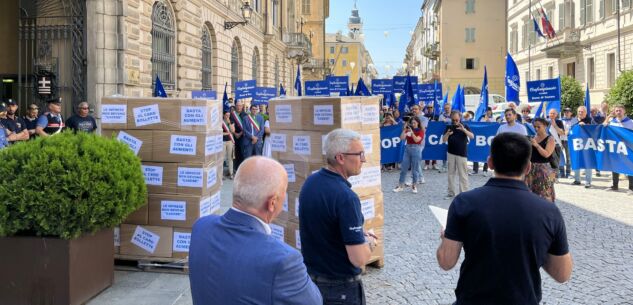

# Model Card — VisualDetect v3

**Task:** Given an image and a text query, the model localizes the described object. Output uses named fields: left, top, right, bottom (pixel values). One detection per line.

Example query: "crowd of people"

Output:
left=222, top=99, right=272, bottom=179
left=378, top=100, right=633, bottom=202
left=0, top=98, right=97, bottom=149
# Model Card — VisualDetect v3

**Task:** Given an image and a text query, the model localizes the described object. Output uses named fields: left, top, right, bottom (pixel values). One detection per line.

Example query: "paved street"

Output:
left=89, top=168, right=633, bottom=305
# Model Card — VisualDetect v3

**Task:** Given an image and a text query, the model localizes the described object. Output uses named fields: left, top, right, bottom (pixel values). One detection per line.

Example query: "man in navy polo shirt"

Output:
left=299, top=128, right=377, bottom=305
left=437, top=132, right=573, bottom=305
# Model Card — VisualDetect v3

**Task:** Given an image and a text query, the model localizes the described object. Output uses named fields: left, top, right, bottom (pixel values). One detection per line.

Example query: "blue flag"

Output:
left=533, top=18, right=545, bottom=38
left=402, top=73, right=416, bottom=110
left=432, top=80, right=441, bottom=117
left=474, top=66, right=489, bottom=121
left=355, top=78, right=371, bottom=96
left=436, top=92, right=448, bottom=117
left=294, top=65, right=302, bottom=96
left=451, top=84, right=462, bottom=112
left=222, top=83, right=230, bottom=112
left=154, top=75, right=167, bottom=98
left=534, top=101, right=545, bottom=118
left=279, top=83, right=286, bottom=96
left=505, top=52, right=520, bottom=104
left=584, top=84, right=591, bottom=111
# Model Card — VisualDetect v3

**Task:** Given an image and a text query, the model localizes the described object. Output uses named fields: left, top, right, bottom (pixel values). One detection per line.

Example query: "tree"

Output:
left=606, top=70, right=633, bottom=116
left=560, top=76, right=583, bottom=115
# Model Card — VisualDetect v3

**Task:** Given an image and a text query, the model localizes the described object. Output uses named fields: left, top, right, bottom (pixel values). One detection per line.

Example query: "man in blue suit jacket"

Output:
left=189, top=157, right=322, bottom=305
left=241, top=104, right=266, bottom=159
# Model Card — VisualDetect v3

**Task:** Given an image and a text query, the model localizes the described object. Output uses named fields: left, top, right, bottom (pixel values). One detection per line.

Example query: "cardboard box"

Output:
left=277, top=191, right=300, bottom=223
left=360, top=131, right=381, bottom=163
left=270, top=130, right=327, bottom=163
left=126, top=98, right=182, bottom=131
left=281, top=161, right=323, bottom=192
left=284, top=220, right=301, bottom=250
left=300, top=97, right=363, bottom=131
left=151, top=130, right=223, bottom=163
left=361, top=96, right=381, bottom=131
left=269, top=221, right=287, bottom=243
left=119, top=224, right=173, bottom=258
left=172, top=228, right=192, bottom=259
left=102, top=129, right=153, bottom=160
left=179, top=99, right=222, bottom=132
left=360, top=192, right=384, bottom=228
left=268, top=98, right=304, bottom=130
left=123, top=202, right=149, bottom=225
left=349, top=161, right=382, bottom=197
left=100, top=97, right=128, bottom=130
left=142, top=161, right=222, bottom=196
left=148, top=191, right=221, bottom=228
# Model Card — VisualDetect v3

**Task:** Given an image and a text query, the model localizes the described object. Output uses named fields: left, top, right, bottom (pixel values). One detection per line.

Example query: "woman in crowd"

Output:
left=381, top=112, right=398, bottom=171
left=222, top=111, right=236, bottom=179
left=525, top=117, right=557, bottom=202
left=393, top=116, right=424, bottom=194
left=521, top=105, right=533, bottom=124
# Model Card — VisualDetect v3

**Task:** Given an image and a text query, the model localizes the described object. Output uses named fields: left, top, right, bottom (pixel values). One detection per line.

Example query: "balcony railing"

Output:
left=541, top=28, right=582, bottom=58
left=304, top=58, right=325, bottom=69
left=283, top=32, right=312, bottom=61
left=423, top=42, right=440, bottom=59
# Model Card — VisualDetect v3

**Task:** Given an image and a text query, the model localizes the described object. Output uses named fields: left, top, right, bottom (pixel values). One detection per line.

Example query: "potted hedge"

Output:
left=0, top=132, right=147, bottom=305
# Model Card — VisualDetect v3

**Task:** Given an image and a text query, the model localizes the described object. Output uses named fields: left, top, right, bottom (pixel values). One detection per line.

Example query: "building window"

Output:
left=342, top=60, right=347, bottom=67
left=465, top=28, right=476, bottom=42
left=624, top=0, right=632, bottom=9
left=273, top=0, right=279, bottom=26
left=231, top=40, right=240, bottom=94
left=580, top=0, right=594, bottom=25
left=201, top=26, right=213, bottom=91
left=151, top=1, right=175, bottom=91
left=536, top=68, right=541, bottom=80
left=274, top=58, right=279, bottom=91
left=302, top=0, right=311, bottom=14
left=510, top=25, right=518, bottom=53
left=252, top=49, right=260, bottom=82
left=558, top=1, right=575, bottom=31
left=548, top=66, right=554, bottom=79
left=521, top=22, right=528, bottom=49
left=566, top=62, right=576, bottom=78
left=330, top=46, right=335, bottom=54
left=466, top=0, right=475, bottom=14
left=329, top=59, right=335, bottom=65
left=341, top=47, right=349, bottom=54
left=607, top=53, right=616, bottom=88
left=465, top=58, right=475, bottom=70
left=587, top=57, right=595, bottom=88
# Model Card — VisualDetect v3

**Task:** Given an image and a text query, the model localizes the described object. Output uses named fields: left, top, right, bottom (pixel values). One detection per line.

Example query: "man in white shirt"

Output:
left=496, top=108, right=528, bottom=136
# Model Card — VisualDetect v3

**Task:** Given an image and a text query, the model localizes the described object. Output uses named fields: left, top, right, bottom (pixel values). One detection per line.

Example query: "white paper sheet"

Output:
left=429, top=205, right=448, bottom=229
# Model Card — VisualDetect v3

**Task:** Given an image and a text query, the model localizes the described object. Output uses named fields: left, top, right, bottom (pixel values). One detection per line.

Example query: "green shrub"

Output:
left=561, top=75, right=583, bottom=115
left=0, top=132, right=147, bottom=239
left=606, top=70, right=633, bottom=116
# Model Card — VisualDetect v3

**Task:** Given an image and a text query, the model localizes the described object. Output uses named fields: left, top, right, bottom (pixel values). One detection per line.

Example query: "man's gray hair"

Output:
left=324, top=129, right=361, bottom=165
left=233, top=157, right=286, bottom=209
left=577, top=105, right=587, bottom=112
left=78, top=102, right=89, bottom=109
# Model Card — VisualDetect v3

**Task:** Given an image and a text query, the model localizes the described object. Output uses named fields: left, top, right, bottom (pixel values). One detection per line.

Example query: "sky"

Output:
left=326, top=0, right=423, bottom=79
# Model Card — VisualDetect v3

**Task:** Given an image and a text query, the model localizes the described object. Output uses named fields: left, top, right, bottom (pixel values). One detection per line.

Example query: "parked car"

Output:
left=464, top=94, right=507, bottom=119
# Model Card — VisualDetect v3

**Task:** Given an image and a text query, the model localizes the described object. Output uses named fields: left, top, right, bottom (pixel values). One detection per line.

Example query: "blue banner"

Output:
left=191, top=90, right=217, bottom=100
left=252, top=87, right=277, bottom=105
left=305, top=80, right=330, bottom=96
left=422, top=122, right=448, bottom=161
left=393, top=76, right=418, bottom=93
left=464, top=122, right=499, bottom=162
left=417, top=83, right=443, bottom=105
left=568, top=124, right=633, bottom=175
left=372, top=79, right=394, bottom=96
left=380, top=124, right=406, bottom=164
left=235, top=80, right=257, bottom=100
left=327, top=76, right=349, bottom=96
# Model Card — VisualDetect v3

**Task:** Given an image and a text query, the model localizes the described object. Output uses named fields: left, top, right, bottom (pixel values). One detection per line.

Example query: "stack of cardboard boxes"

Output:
left=102, top=97, right=224, bottom=260
left=268, top=96, right=385, bottom=267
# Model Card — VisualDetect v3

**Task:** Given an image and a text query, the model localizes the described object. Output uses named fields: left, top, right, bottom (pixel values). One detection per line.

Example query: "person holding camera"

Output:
left=393, top=116, right=425, bottom=194
left=442, top=111, right=474, bottom=199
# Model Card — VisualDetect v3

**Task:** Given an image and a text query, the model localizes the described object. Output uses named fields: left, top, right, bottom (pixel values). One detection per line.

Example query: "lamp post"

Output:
left=224, top=1, right=253, bottom=30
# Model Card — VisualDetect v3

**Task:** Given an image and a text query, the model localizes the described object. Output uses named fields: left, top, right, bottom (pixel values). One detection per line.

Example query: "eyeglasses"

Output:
left=79, top=107, right=89, bottom=110
left=341, top=151, right=365, bottom=160
left=29, top=107, right=39, bottom=110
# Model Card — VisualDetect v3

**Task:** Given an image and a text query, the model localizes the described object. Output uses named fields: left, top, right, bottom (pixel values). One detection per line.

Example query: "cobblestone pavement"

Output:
left=89, top=168, right=633, bottom=305
left=364, top=167, right=633, bottom=305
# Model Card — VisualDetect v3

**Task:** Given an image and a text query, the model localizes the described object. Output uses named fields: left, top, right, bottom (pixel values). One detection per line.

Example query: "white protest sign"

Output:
left=361, top=197, right=376, bottom=220
left=177, top=167, right=203, bottom=188
left=362, top=104, right=380, bottom=125
left=131, top=226, right=160, bottom=253
left=314, top=105, right=334, bottom=125
left=429, top=205, right=448, bottom=229
left=284, top=164, right=296, bottom=183
left=206, top=166, right=218, bottom=189
left=271, top=133, right=287, bottom=152
left=275, top=105, right=292, bottom=123
left=173, top=232, right=191, bottom=252
left=117, top=131, right=143, bottom=156
left=342, top=103, right=361, bottom=123
left=142, top=165, right=163, bottom=186
left=161, top=201, right=187, bottom=221
left=270, top=224, right=285, bottom=241
left=170, top=135, right=197, bottom=155
left=361, top=134, right=373, bottom=154
left=133, top=104, right=161, bottom=126
left=293, top=135, right=311, bottom=155
left=181, top=106, right=207, bottom=126
left=102, top=104, right=127, bottom=124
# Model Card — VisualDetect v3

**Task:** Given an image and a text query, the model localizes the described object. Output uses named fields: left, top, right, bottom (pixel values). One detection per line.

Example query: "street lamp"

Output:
left=224, top=1, right=253, bottom=30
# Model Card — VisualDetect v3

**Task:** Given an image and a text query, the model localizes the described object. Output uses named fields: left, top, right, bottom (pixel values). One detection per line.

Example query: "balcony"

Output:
left=304, top=58, right=326, bottom=69
left=541, top=28, right=583, bottom=58
left=283, top=33, right=312, bottom=62
left=423, top=43, right=440, bottom=59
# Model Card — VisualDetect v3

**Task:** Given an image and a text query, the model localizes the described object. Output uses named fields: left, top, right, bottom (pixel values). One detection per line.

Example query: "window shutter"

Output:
left=580, top=0, right=586, bottom=25
left=587, top=0, right=594, bottom=23
left=599, top=0, right=605, bottom=18
left=558, top=4, right=565, bottom=31
left=474, top=58, right=480, bottom=70
left=612, top=0, right=617, bottom=13
left=461, top=58, right=467, bottom=69
left=624, top=0, right=631, bottom=9
left=465, top=28, right=469, bottom=42
left=472, top=28, right=476, bottom=42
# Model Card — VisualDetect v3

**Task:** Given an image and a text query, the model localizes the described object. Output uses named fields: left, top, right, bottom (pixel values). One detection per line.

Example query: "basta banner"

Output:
left=305, top=80, right=330, bottom=96
left=252, top=87, right=277, bottom=105
left=235, top=80, right=257, bottom=100
left=191, top=90, right=217, bottom=100
left=417, top=83, right=443, bottom=106
left=568, top=124, right=633, bottom=175
left=327, top=76, right=349, bottom=96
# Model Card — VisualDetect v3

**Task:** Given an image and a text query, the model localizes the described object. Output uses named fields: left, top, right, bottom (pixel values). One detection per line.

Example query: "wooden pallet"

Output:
left=114, top=254, right=189, bottom=274
left=366, top=255, right=385, bottom=269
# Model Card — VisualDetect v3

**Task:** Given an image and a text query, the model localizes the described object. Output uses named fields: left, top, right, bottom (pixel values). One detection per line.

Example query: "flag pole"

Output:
left=528, top=0, right=532, bottom=83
